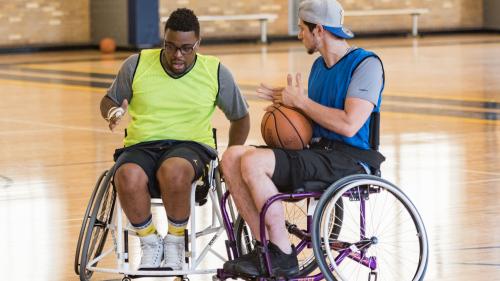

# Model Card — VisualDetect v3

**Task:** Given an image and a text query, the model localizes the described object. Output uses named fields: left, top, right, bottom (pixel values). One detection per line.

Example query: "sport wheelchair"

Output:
left=216, top=112, right=429, bottom=281
left=74, top=134, right=236, bottom=281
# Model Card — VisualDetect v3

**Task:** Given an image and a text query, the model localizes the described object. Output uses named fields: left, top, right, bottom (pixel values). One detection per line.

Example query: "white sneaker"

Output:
left=138, top=234, right=163, bottom=269
left=163, top=234, right=185, bottom=270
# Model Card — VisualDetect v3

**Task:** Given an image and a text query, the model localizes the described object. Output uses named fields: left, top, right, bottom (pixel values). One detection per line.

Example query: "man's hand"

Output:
left=256, top=83, right=284, bottom=104
left=282, top=73, right=307, bottom=108
left=107, top=99, right=128, bottom=131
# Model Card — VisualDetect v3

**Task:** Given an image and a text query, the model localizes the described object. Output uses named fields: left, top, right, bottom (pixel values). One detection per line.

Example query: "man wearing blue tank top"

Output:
left=221, top=0, right=385, bottom=278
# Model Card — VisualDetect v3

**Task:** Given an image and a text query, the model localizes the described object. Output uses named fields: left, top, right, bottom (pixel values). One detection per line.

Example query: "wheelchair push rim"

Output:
left=74, top=169, right=108, bottom=275
left=312, top=174, right=428, bottom=281
left=78, top=169, right=117, bottom=281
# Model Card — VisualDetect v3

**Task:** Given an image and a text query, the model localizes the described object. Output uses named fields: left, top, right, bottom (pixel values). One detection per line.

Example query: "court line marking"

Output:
left=452, top=262, right=500, bottom=267
left=382, top=111, right=499, bottom=125
left=2, top=37, right=500, bottom=66
left=455, top=245, right=500, bottom=251
left=0, top=79, right=498, bottom=122
left=0, top=175, right=13, bottom=188
left=0, top=68, right=114, bottom=82
left=0, top=78, right=104, bottom=93
left=460, top=169, right=500, bottom=176
left=1, top=69, right=499, bottom=106
left=459, top=178, right=500, bottom=184
left=0, top=117, right=117, bottom=134
left=44, top=160, right=114, bottom=168
left=0, top=128, right=61, bottom=135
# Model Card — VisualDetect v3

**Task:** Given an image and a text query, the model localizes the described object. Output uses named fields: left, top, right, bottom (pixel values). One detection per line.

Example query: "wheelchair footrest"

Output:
left=216, top=268, right=288, bottom=281
left=129, top=268, right=186, bottom=278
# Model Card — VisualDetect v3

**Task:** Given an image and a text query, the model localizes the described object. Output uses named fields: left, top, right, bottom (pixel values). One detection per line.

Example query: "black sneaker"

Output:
left=224, top=242, right=299, bottom=278
left=267, top=242, right=299, bottom=277
left=223, top=241, right=262, bottom=276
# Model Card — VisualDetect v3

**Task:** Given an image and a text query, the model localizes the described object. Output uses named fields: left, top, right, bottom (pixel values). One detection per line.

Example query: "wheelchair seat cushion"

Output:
left=293, top=180, right=331, bottom=193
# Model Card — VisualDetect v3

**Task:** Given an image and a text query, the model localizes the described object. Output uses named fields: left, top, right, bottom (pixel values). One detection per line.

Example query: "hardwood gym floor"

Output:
left=0, top=33, right=499, bottom=280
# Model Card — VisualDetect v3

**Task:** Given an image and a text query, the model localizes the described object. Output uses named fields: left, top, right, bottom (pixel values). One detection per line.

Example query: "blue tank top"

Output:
left=308, top=48, right=384, bottom=150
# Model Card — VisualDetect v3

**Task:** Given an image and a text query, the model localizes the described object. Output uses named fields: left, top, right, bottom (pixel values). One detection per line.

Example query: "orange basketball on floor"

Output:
left=261, top=104, right=312, bottom=150
left=99, top=37, right=116, bottom=54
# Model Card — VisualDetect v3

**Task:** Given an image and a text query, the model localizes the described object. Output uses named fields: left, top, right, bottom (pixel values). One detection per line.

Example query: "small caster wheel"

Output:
left=122, top=277, right=132, bottom=281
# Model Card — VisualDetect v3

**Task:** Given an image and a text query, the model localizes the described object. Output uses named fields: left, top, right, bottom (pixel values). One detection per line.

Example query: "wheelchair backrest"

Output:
left=368, top=111, right=381, bottom=176
left=369, top=111, right=380, bottom=152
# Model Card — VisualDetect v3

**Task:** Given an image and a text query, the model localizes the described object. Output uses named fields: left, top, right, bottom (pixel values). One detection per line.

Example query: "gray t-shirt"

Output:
left=345, top=48, right=384, bottom=106
left=106, top=54, right=249, bottom=121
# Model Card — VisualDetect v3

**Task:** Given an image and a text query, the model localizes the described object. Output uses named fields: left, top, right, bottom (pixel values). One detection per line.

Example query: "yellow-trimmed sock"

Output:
left=132, top=215, right=158, bottom=237
left=167, top=216, right=188, bottom=237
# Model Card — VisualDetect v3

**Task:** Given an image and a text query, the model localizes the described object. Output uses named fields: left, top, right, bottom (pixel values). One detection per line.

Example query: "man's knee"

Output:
left=240, top=149, right=273, bottom=183
left=220, top=145, right=246, bottom=173
left=157, top=158, right=193, bottom=192
left=114, top=163, right=148, bottom=193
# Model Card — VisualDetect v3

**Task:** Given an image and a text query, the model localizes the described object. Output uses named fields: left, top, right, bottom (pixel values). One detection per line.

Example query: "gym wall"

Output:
left=484, top=0, right=500, bottom=30
left=160, top=0, right=483, bottom=38
left=0, top=0, right=90, bottom=47
left=0, top=0, right=491, bottom=48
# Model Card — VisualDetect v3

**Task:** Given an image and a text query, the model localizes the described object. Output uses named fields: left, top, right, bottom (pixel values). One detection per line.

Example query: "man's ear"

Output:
left=314, top=25, right=325, bottom=38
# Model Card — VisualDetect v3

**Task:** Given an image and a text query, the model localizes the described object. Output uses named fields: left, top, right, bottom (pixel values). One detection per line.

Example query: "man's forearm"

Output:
left=100, top=96, right=120, bottom=119
left=228, top=114, right=250, bottom=146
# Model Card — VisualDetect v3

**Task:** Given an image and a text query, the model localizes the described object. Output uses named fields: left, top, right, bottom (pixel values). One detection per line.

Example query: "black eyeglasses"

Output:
left=163, top=40, right=200, bottom=55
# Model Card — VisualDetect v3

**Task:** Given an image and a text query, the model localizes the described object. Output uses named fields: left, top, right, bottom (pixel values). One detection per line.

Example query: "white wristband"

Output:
left=106, top=106, right=125, bottom=121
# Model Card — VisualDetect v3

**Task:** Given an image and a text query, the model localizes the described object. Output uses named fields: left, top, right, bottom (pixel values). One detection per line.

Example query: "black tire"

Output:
left=312, top=175, right=428, bottom=281
left=74, top=170, right=108, bottom=275
left=78, top=169, right=117, bottom=281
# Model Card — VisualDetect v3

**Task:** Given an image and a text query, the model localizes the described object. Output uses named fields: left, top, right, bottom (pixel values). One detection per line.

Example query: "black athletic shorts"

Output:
left=271, top=147, right=367, bottom=193
left=113, top=140, right=215, bottom=198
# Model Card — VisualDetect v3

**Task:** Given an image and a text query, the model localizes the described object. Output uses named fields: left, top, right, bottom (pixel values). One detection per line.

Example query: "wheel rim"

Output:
left=74, top=170, right=107, bottom=275
left=313, top=176, right=428, bottom=281
left=80, top=173, right=116, bottom=280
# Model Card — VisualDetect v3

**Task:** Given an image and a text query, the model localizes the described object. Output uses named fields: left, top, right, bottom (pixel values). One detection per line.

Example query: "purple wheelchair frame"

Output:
left=216, top=113, right=383, bottom=280
left=215, top=184, right=381, bottom=281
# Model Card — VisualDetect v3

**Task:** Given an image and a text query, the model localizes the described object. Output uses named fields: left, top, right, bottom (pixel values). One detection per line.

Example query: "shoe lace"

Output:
left=141, top=237, right=162, bottom=264
left=164, top=239, right=184, bottom=264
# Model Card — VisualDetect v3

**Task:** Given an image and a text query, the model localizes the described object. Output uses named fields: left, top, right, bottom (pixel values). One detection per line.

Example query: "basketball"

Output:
left=261, top=104, right=312, bottom=150
left=99, top=37, right=116, bottom=54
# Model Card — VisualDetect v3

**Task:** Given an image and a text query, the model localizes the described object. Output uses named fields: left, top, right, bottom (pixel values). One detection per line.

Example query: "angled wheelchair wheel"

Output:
left=234, top=199, right=323, bottom=277
left=312, top=175, right=428, bottom=281
left=77, top=169, right=117, bottom=281
left=74, top=170, right=108, bottom=275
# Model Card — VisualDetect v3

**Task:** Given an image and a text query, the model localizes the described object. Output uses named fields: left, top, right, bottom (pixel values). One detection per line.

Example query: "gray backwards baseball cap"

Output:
left=299, top=0, right=354, bottom=39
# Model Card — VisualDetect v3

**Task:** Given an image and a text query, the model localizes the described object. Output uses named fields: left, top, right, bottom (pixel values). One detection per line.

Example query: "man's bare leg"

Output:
left=221, top=145, right=263, bottom=240
left=114, top=163, right=151, bottom=224
left=156, top=157, right=194, bottom=221
left=240, top=149, right=292, bottom=254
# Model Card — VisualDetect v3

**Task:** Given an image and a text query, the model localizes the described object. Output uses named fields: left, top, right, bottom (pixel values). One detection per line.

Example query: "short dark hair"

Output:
left=303, top=20, right=340, bottom=39
left=303, top=20, right=317, bottom=33
left=164, top=8, right=200, bottom=37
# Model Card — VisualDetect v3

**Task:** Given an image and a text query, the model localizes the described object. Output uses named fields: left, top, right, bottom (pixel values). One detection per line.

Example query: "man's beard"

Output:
left=307, top=38, right=318, bottom=54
